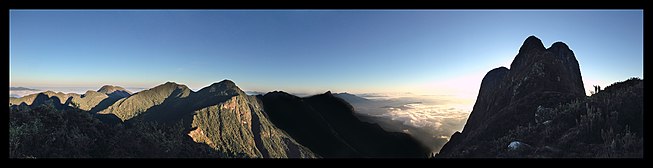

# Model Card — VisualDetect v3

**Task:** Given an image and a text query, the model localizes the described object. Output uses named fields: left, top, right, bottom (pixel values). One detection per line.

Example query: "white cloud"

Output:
left=347, top=95, right=473, bottom=153
left=9, top=90, right=42, bottom=98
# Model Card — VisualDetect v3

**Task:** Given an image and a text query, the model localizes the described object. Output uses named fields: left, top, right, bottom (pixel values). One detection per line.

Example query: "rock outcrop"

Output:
left=437, top=36, right=587, bottom=157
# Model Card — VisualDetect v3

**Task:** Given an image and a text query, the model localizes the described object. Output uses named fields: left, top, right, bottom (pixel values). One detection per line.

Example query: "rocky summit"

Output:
left=437, top=36, right=587, bottom=157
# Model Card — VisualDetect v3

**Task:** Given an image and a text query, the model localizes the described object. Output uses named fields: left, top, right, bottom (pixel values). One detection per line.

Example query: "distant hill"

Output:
left=10, top=87, right=39, bottom=91
left=9, top=86, right=131, bottom=112
left=97, top=82, right=192, bottom=121
left=97, top=85, right=133, bottom=98
left=333, top=92, right=370, bottom=104
left=245, top=91, right=267, bottom=95
left=9, top=87, right=41, bottom=98
left=436, top=36, right=642, bottom=158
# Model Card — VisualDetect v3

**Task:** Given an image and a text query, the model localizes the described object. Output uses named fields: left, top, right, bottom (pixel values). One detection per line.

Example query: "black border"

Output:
left=3, top=0, right=649, bottom=165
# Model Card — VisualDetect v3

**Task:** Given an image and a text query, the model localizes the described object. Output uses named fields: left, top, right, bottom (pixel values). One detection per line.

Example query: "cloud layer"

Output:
left=345, top=94, right=472, bottom=153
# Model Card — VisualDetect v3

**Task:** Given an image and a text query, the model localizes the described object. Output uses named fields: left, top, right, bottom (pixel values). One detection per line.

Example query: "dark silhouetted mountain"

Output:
left=436, top=36, right=642, bottom=158
left=260, top=91, right=430, bottom=158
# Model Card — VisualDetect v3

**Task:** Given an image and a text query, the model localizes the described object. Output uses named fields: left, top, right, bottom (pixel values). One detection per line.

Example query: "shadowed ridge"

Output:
left=261, top=91, right=430, bottom=158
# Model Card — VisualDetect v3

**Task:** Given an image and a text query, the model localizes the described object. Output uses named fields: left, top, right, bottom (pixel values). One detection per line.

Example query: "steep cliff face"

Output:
left=438, top=36, right=587, bottom=157
left=461, top=67, right=510, bottom=134
left=189, top=94, right=315, bottom=158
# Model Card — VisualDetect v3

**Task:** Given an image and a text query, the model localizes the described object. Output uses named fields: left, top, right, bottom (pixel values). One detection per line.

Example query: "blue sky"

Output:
left=10, top=10, right=643, bottom=96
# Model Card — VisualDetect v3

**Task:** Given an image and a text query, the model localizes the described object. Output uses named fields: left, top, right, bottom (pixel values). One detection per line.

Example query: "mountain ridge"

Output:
left=261, top=91, right=430, bottom=158
left=91, top=79, right=318, bottom=158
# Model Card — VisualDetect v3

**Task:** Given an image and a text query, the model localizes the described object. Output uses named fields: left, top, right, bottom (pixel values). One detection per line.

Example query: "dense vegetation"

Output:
left=9, top=103, right=236, bottom=158
left=484, top=78, right=643, bottom=158
left=9, top=80, right=316, bottom=158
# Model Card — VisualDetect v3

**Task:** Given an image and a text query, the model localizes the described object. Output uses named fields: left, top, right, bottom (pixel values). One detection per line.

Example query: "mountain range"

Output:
left=9, top=80, right=428, bottom=158
left=8, top=36, right=642, bottom=158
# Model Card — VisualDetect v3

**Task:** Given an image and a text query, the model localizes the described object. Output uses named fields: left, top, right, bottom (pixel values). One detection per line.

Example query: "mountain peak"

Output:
left=438, top=36, right=587, bottom=157
left=98, top=85, right=132, bottom=94
left=207, top=79, right=239, bottom=91
left=209, top=79, right=240, bottom=90
left=163, top=81, right=179, bottom=86
left=218, top=79, right=236, bottom=85
left=519, top=35, right=545, bottom=53
left=150, top=82, right=191, bottom=95
left=196, top=79, right=245, bottom=97
left=97, top=85, right=132, bottom=98
left=162, top=82, right=190, bottom=89
left=549, top=41, right=569, bottom=50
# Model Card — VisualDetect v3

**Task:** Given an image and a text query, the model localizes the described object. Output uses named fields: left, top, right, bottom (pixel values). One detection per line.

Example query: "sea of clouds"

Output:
left=344, top=93, right=473, bottom=154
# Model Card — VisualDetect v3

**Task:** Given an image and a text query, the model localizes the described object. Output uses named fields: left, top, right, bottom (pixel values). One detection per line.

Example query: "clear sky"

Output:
left=10, top=10, right=643, bottom=97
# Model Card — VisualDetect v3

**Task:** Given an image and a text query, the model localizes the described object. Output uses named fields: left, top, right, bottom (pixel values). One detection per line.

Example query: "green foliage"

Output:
left=9, top=104, right=231, bottom=158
